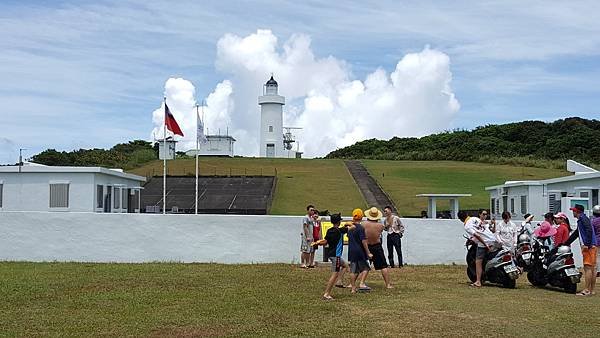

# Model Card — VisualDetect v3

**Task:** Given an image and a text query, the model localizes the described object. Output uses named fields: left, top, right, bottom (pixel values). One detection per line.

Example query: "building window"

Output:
left=49, top=184, right=69, bottom=208
left=549, top=194, right=561, bottom=213
left=491, top=198, right=496, bottom=214
left=0, top=183, right=3, bottom=208
left=114, top=188, right=121, bottom=209
left=269, top=126, right=273, bottom=132
left=520, top=195, right=527, bottom=214
left=495, top=199, right=500, bottom=214
left=510, top=198, right=515, bottom=213
left=96, top=185, right=104, bottom=208
left=132, top=190, right=140, bottom=211
left=122, top=189, right=128, bottom=210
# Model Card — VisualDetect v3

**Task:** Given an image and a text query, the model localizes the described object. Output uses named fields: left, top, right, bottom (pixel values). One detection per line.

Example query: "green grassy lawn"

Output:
left=129, top=158, right=366, bottom=215
left=363, top=160, right=567, bottom=215
left=1, top=263, right=598, bottom=337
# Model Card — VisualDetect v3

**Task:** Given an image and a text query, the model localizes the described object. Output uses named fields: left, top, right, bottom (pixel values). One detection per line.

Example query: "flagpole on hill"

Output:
left=195, top=103, right=199, bottom=215
left=163, top=97, right=167, bottom=215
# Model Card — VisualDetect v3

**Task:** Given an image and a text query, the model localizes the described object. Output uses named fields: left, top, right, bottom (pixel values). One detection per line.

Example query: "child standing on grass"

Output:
left=300, top=205, right=315, bottom=269
left=310, top=210, right=322, bottom=268
left=312, top=213, right=351, bottom=300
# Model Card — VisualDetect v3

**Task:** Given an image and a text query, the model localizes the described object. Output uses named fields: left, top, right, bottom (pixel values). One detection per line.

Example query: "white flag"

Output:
left=197, top=110, right=208, bottom=144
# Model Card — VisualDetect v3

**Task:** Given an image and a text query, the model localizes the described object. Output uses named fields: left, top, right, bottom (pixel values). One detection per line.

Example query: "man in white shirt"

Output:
left=458, top=210, right=498, bottom=287
left=383, top=206, right=404, bottom=268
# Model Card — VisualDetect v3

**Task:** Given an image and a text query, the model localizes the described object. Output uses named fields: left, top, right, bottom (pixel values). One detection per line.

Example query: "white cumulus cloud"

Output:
left=151, top=30, right=460, bottom=157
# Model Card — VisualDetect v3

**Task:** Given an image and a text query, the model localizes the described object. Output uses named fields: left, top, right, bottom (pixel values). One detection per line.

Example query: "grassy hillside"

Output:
left=129, top=157, right=366, bottom=215
left=363, top=160, right=567, bottom=215
left=130, top=158, right=567, bottom=216
left=327, top=117, right=600, bottom=169
left=2, top=262, right=598, bottom=337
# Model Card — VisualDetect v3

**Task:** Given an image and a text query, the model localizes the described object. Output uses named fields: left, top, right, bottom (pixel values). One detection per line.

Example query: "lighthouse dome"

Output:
left=266, top=75, right=278, bottom=86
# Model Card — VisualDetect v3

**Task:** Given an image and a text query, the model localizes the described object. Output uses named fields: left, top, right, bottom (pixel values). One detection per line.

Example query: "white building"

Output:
left=185, top=135, right=236, bottom=157
left=486, top=160, right=600, bottom=221
left=158, top=137, right=177, bottom=160
left=259, top=76, right=284, bottom=158
left=258, top=76, right=302, bottom=158
left=0, top=163, right=145, bottom=213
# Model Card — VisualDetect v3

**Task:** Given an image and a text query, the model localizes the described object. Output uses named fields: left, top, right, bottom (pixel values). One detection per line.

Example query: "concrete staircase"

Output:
left=344, top=160, right=397, bottom=214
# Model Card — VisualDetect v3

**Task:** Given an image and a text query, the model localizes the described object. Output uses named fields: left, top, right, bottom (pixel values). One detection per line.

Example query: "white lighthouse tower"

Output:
left=258, top=76, right=285, bottom=158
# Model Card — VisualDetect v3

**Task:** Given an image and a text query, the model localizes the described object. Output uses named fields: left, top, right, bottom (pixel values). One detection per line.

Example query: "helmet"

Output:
left=518, top=234, right=530, bottom=243
left=593, top=205, right=600, bottom=216
left=557, top=245, right=572, bottom=254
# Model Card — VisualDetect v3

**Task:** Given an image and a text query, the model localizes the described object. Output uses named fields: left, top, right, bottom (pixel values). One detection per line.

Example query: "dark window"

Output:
left=96, top=185, right=104, bottom=208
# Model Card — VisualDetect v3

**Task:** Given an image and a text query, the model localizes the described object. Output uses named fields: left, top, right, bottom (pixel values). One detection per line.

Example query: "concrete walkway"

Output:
left=344, top=160, right=397, bottom=213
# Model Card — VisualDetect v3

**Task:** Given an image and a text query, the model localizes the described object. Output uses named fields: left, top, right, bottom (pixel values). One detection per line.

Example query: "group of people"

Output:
left=300, top=205, right=405, bottom=300
left=460, top=204, right=600, bottom=296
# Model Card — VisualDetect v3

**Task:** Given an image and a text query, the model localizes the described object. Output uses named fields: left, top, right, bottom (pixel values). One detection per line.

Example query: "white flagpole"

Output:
left=163, top=97, right=167, bottom=215
left=195, top=103, right=199, bottom=215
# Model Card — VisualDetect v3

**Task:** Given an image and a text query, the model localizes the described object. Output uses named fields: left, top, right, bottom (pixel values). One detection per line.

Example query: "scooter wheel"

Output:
left=564, top=282, right=577, bottom=294
left=526, top=269, right=547, bottom=287
left=502, top=278, right=516, bottom=289
left=466, top=266, right=476, bottom=283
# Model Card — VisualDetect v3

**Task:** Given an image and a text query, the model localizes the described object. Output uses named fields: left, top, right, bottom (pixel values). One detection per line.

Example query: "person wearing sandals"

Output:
left=364, top=207, right=393, bottom=289
left=300, top=205, right=315, bottom=269
left=460, top=210, right=498, bottom=288
left=347, top=208, right=373, bottom=293
left=570, top=204, right=597, bottom=296
left=311, top=213, right=351, bottom=300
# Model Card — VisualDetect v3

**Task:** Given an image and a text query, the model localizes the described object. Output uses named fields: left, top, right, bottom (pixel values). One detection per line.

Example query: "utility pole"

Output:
left=18, top=148, right=27, bottom=173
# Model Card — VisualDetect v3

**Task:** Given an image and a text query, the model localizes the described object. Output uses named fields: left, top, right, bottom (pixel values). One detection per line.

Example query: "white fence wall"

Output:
left=0, top=212, right=583, bottom=266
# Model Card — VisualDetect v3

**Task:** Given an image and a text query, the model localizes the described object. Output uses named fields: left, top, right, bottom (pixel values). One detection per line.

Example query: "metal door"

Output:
left=266, top=144, right=275, bottom=158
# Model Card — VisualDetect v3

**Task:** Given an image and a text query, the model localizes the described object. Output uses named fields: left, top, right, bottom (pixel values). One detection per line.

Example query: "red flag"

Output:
left=165, top=103, right=184, bottom=136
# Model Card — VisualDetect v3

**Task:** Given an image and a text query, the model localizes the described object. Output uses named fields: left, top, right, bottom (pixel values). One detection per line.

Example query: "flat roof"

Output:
left=416, top=194, right=472, bottom=197
left=485, top=171, right=600, bottom=191
left=206, top=135, right=236, bottom=141
left=0, top=165, right=146, bottom=182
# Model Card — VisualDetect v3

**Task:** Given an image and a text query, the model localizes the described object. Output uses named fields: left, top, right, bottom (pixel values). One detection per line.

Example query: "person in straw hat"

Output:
left=363, top=206, right=393, bottom=289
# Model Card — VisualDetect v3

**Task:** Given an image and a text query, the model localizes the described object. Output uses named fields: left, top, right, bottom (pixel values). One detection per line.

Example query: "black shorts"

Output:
left=368, top=243, right=389, bottom=270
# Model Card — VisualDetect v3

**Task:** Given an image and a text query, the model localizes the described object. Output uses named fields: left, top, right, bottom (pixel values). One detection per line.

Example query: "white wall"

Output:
left=186, top=138, right=235, bottom=157
left=0, top=212, right=583, bottom=266
left=259, top=95, right=284, bottom=158
left=0, top=172, right=142, bottom=213
left=0, top=172, right=94, bottom=212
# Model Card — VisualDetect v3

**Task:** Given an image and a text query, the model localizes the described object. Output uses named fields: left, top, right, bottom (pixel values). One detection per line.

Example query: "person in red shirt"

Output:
left=553, top=212, right=571, bottom=247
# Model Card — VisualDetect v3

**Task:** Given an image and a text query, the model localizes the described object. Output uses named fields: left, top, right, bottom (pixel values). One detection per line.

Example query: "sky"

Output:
left=1, top=0, right=600, bottom=163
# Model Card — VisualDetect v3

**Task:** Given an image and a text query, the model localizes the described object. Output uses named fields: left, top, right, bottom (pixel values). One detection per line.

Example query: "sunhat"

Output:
left=352, top=208, right=364, bottom=221
left=554, top=212, right=568, bottom=219
left=534, top=222, right=557, bottom=238
left=364, top=207, right=383, bottom=221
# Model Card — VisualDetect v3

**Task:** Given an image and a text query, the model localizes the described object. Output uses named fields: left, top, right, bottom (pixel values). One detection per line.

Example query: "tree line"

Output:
left=31, top=140, right=157, bottom=169
left=325, top=117, right=600, bottom=169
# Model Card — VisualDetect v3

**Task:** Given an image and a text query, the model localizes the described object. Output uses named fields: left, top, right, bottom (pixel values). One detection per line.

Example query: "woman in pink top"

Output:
left=553, top=212, right=570, bottom=247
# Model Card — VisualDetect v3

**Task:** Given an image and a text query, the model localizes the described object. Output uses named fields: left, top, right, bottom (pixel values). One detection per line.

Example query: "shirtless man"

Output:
left=363, top=207, right=393, bottom=289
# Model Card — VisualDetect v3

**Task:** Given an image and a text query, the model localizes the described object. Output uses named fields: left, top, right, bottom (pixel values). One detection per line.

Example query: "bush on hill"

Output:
left=31, top=140, right=155, bottom=169
left=326, top=117, right=600, bottom=168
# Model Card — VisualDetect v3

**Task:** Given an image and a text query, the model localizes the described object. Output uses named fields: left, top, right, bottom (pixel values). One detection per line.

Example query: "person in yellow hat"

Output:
left=363, top=207, right=393, bottom=289
left=347, top=208, right=373, bottom=293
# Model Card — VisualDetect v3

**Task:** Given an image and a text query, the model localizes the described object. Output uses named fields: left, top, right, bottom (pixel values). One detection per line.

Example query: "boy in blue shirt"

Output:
left=312, top=213, right=350, bottom=300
